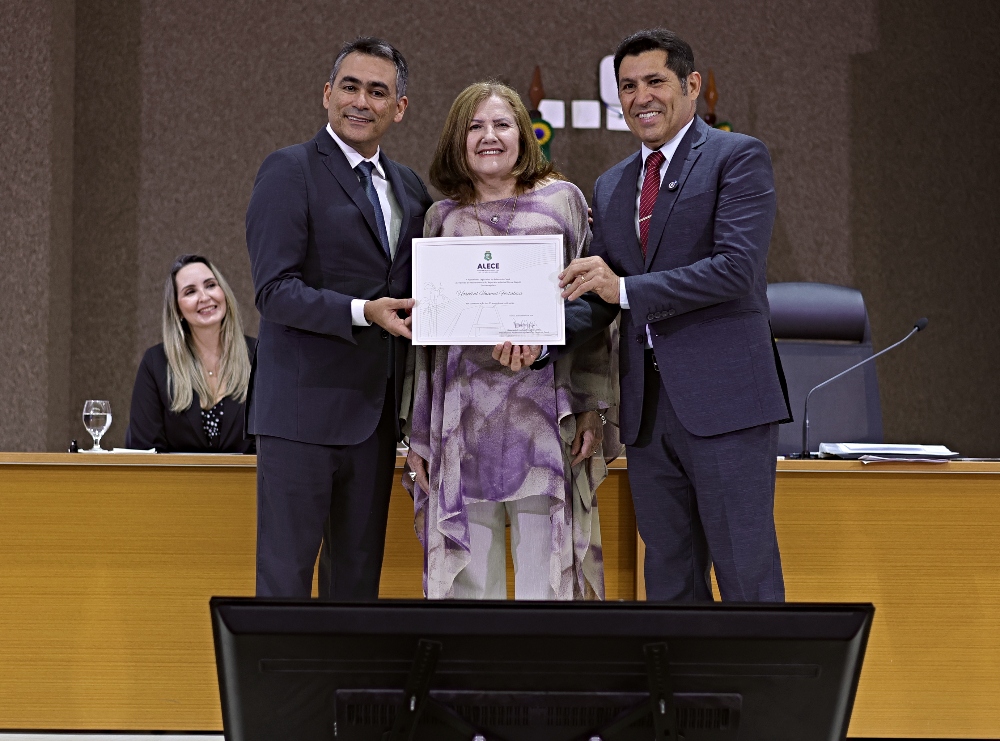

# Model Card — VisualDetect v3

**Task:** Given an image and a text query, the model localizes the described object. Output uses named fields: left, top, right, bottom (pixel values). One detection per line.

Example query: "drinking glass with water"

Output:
left=81, top=399, right=112, bottom=452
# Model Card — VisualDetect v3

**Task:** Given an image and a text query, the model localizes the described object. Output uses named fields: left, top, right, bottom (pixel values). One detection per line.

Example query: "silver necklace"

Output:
left=473, top=193, right=518, bottom=237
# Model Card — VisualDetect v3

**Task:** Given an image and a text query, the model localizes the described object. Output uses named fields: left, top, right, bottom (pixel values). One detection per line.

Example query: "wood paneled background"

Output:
left=2, top=455, right=999, bottom=737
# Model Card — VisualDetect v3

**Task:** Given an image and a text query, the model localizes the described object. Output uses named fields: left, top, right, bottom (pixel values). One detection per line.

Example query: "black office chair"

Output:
left=767, top=282, right=883, bottom=456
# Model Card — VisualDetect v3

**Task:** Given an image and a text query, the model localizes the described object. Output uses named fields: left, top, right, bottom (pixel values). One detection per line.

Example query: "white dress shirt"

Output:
left=325, top=124, right=403, bottom=326
left=619, top=116, right=695, bottom=347
left=537, top=117, right=696, bottom=364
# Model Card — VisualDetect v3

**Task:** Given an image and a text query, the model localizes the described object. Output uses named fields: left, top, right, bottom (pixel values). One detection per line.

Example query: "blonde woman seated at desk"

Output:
left=126, top=254, right=255, bottom=453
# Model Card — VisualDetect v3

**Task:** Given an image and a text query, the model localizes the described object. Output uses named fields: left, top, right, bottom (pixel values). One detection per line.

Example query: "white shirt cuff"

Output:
left=351, top=299, right=371, bottom=326
left=619, top=277, right=630, bottom=309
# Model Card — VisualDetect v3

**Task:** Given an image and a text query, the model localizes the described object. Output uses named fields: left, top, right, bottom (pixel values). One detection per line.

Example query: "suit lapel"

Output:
left=382, top=156, right=411, bottom=260
left=608, top=152, right=645, bottom=276
left=315, top=130, right=387, bottom=262
left=644, top=119, right=705, bottom=269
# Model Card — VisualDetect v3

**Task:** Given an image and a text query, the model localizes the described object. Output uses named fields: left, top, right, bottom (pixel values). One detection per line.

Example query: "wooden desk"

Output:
left=0, top=453, right=258, bottom=732
left=770, top=460, right=1000, bottom=740
left=0, top=453, right=633, bottom=732
left=0, top=454, right=998, bottom=738
left=636, top=459, right=1000, bottom=739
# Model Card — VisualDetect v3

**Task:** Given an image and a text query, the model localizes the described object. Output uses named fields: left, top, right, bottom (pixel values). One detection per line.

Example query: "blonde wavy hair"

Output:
left=429, top=80, right=558, bottom=205
left=162, top=254, right=251, bottom=413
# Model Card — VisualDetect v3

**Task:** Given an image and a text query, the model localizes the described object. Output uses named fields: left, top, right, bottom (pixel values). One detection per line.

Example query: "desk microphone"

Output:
left=800, top=317, right=929, bottom=457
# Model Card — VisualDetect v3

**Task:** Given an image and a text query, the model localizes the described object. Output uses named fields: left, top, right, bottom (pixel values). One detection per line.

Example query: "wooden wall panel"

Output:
left=2, top=455, right=999, bottom=737
left=0, top=457, right=256, bottom=729
left=0, top=454, right=633, bottom=730
left=635, top=461, right=1000, bottom=738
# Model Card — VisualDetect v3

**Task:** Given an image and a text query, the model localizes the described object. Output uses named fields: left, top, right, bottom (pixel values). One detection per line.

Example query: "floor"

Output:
left=0, top=735, right=978, bottom=741
left=0, top=736, right=222, bottom=740
left=0, top=733, right=977, bottom=740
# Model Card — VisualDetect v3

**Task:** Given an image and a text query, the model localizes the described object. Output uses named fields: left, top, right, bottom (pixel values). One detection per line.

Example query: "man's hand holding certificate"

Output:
left=411, top=235, right=566, bottom=346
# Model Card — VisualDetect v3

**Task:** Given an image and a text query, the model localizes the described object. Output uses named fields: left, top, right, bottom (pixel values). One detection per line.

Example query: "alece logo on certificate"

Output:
left=411, top=235, right=566, bottom=346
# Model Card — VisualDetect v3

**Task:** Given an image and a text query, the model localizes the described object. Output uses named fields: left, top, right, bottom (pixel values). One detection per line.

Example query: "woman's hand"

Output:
left=406, top=447, right=430, bottom=492
left=571, top=411, right=605, bottom=466
left=492, top=342, right=541, bottom=371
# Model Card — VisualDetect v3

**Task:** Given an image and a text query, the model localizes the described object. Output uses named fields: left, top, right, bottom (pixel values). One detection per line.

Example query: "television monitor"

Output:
left=211, top=598, right=873, bottom=741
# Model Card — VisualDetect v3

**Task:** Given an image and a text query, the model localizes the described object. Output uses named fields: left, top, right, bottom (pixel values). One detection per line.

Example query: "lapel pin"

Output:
left=667, top=181, right=678, bottom=191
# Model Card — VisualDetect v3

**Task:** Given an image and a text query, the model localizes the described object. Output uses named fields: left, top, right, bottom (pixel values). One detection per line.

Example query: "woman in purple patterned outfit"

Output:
left=403, top=81, right=620, bottom=600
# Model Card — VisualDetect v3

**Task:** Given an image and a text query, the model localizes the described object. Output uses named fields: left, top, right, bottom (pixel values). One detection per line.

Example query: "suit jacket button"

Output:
left=667, top=309, right=676, bottom=316
left=647, top=314, right=655, bottom=322
left=636, top=333, right=644, bottom=343
left=380, top=329, right=389, bottom=339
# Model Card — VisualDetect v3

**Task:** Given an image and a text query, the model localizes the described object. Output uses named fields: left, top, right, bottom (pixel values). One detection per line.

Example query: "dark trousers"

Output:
left=255, top=380, right=397, bottom=600
left=627, top=351, right=784, bottom=602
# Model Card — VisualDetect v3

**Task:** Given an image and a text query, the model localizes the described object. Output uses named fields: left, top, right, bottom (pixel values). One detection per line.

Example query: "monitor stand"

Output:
left=383, top=640, right=677, bottom=741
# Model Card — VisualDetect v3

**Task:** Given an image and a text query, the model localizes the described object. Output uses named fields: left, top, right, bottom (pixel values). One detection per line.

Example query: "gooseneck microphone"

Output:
left=800, top=317, right=929, bottom=457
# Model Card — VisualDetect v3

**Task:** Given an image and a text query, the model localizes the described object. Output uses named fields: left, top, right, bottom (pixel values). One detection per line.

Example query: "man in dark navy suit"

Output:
left=246, top=37, right=432, bottom=599
left=559, top=29, right=791, bottom=602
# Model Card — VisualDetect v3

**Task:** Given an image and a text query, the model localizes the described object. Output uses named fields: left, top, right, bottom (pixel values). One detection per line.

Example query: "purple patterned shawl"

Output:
left=403, top=179, right=621, bottom=600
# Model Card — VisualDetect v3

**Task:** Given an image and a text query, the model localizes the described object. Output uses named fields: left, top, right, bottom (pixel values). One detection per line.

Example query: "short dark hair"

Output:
left=329, top=36, right=408, bottom=99
left=614, top=29, right=695, bottom=93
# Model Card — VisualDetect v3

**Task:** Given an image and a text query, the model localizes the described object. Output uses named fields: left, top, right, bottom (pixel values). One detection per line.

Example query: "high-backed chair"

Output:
left=767, top=282, right=883, bottom=456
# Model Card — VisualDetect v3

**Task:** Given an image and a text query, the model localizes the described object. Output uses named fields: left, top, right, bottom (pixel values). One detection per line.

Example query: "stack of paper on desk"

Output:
left=818, top=442, right=959, bottom=460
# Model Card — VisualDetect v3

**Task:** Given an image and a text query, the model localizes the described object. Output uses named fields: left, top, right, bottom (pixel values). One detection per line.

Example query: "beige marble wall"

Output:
left=850, top=0, right=1000, bottom=454
left=68, top=0, right=142, bottom=449
left=0, top=0, right=74, bottom=451
left=1, top=0, right=998, bottom=454
left=132, top=0, right=880, bottom=358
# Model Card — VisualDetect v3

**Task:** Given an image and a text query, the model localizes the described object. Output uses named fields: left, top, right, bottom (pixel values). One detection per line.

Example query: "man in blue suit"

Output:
left=560, top=29, right=791, bottom=602
left=246, top=37, right=432, bottom=599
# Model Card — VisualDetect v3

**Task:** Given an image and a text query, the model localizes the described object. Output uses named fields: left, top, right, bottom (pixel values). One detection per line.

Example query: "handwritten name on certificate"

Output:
left=412, top=235, right=565, bottom=346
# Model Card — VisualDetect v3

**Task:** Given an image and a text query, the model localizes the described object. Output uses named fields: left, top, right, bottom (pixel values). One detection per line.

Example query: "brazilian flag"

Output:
left=531, top=115, right=553, bottom=161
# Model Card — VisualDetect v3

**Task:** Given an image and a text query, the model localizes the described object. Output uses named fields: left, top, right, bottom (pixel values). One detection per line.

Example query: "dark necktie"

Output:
left=355, top=161, right=391, bottom=259
left=638, top=150, right=665, bottom=257
left=355, top=160, right=395, bottom=377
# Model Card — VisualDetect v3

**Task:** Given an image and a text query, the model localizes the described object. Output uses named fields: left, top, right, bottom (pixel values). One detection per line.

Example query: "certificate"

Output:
left=412, top=235, right=565, bottom=346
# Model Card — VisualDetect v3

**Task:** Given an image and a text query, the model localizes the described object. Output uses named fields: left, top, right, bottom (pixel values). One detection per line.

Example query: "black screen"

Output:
left=211, top=599, right=873, bottom=741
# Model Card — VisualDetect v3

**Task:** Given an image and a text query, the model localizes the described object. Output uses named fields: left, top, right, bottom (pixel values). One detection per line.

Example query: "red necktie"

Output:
left=639, top=150, right=665, bottom=257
